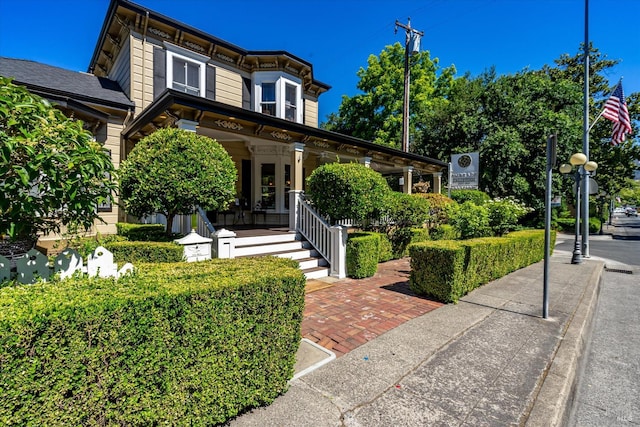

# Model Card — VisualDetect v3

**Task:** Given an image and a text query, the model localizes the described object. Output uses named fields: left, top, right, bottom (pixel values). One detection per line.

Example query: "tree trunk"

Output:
left=165, top=214, right=175, bottom=237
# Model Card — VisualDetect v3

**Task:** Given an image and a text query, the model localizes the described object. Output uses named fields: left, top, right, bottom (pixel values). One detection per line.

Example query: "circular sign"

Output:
left=457, top=154, right=472, bottom=168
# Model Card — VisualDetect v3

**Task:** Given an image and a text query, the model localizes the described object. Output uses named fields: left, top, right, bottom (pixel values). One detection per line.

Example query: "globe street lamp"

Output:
left=559, top=153, right=597, bottom=264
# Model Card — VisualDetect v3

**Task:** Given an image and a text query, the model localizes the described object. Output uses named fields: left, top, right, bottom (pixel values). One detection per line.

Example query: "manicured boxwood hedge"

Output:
left=104, top=240, right=185, bottom=263
left=0, top=257, right=305, bottom=426
left=409, top=230, right=554, bottom=303
left=116, top=223, right=169, bottom=241
left=347, top=232, right=380, bottom=278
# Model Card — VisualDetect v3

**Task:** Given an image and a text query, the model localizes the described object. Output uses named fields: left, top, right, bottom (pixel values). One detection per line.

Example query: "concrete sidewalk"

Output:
left=228, top=248, right=603, bottom=426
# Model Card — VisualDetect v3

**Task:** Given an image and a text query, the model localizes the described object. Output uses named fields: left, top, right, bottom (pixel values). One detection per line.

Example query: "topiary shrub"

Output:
left=119, top=128, right=237, bottom=237
left=450, top=189, right=490, bottom=206
left=346, top=232, right=379, bottom=278
left=306, top=163, right=390, bottom=225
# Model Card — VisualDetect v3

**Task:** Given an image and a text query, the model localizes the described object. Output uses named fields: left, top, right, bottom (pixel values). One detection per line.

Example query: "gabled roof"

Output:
left=0, top=57, right=134, bottom=110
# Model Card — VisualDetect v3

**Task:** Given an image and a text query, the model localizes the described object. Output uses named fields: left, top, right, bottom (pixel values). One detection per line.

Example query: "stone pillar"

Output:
left=176, top=119, right=198, bottom=132
left=403, top=166, right=414, bottom=194
left=433, top=172, right=443, bottom=194
left=360, top=156, right=372, bottom=168
left=289, top=143, right=305, bottom=231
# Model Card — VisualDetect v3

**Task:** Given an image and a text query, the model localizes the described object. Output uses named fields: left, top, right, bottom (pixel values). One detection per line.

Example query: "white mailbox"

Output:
left=174, top=229, right=213, bottom=262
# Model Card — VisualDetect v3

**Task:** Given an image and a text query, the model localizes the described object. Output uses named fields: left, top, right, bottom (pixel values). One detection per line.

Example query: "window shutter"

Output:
left=153, top=47, right=166, bottom=99
left=206, top=65, right=216, bottom=100
left=242, top=77, right=251, bottom=110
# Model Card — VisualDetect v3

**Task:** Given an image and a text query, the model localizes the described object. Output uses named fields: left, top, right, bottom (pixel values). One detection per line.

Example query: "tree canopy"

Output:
left=0, top=77, right=116, bottom=241
left=118, top=128, right=236, bottom=236
left=322, top=42, right=456, bottom=149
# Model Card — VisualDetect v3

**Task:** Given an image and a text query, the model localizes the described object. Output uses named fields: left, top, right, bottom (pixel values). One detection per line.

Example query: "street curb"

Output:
left=524, top=261, right=604, bottom=427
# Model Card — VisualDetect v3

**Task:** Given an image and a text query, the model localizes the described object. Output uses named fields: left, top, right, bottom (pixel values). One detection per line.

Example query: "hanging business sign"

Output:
left=450, top=152, right=479, bottom=190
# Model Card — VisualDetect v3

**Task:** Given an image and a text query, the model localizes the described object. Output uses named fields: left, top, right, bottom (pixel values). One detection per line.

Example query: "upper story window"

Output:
left=253, top=72, right=302, bottom=123
left=172, top=58, right=200, bottom=95
left=261, top=82, right=276, bottom=116
left=165, top=43, right=208, bottom=98
left=285, top=84, right=297, bottom=122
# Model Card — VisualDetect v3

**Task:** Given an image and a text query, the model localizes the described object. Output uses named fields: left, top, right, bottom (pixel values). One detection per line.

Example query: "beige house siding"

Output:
left=215, top=65, right=242, bottom=108
left=95, top=119, right=125, bottom=235
left=130, top=34, right=155, bottom=115
left=304, top=97, right=319, bottom=128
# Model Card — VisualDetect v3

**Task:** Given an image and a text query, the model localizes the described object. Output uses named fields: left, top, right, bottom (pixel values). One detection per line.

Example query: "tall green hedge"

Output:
left=0, top=257, right=305, bottom=426
left=409, top=230, right=553, bottom=303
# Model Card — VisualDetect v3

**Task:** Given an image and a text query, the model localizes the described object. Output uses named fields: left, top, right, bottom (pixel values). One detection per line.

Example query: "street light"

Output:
left=559, top=153, right=597, bottom=264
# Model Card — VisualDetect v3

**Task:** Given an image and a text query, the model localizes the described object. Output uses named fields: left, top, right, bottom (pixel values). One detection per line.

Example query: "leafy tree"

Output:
left=119, top=128, right=236, bottom=236
left=0, top=77, right=116, bottom=242
left=542, top=43, right=640, bottom=203
left=306, top=162, right=390, bottom=225
left=323, top=42, right=456, bottom=149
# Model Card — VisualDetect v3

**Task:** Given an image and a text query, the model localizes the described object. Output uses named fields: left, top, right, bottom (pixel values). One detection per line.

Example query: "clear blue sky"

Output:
left=1, top=0, right=638, bottom=122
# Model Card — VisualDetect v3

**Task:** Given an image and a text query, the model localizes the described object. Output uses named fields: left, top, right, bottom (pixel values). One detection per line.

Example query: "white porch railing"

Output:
left=196, top=206, right=216, bottom=237
left=296, top=195, right=346, bottom=278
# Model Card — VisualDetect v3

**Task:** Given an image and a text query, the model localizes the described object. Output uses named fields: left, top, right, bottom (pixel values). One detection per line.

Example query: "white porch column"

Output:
left=433, top=172, right=443, bottom=194
left=402, top=166, right=414, bottom=194
left=289, top=142, right=305, bottom=231
left=176, top=119, right=198, bottom=132
left=359, top=156, right=372, bottom=168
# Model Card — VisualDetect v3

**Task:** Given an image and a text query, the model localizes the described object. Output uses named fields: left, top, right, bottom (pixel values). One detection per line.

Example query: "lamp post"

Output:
left=559, top=153, right=597, bottom=264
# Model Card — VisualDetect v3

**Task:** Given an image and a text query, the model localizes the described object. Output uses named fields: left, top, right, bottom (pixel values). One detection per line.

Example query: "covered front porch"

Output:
left=122, top=89, right=448, bottom=278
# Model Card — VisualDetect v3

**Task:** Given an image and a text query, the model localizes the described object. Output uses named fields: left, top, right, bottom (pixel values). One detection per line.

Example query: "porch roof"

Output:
left=123, top=89, right=448, bottom=175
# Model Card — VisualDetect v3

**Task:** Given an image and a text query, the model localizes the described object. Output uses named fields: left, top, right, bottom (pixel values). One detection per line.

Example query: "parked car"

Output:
left=625, top=207, right=638, bottom=217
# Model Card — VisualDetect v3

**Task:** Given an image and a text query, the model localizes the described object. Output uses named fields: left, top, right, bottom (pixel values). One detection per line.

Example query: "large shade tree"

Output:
left=0, top=77, right=116, bottom=243
left=119, top=128, right=236, bottom=236
left=322, top=42, right=456, bottom=149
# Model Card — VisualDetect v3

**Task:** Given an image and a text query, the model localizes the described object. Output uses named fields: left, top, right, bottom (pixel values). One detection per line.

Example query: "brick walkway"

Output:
left=302, top=258, right=443, bottom=357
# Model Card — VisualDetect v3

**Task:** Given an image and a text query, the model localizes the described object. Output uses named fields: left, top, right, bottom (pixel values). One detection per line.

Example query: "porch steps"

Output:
left=235, top=232, right=329, bottom=280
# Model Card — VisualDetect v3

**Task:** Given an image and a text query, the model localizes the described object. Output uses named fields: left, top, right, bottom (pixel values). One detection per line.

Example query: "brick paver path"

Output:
left=302, top=258, right=443, bottom=357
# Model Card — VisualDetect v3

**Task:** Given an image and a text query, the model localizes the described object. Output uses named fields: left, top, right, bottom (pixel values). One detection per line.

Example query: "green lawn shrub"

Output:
left=104, top=240, right=185, bottom=263
left=429, top=224, right=459, bottom=240
left=555, top=217, right=600, bottom=234
left=450, top=189, right=490, bottom=206
left=373, top=232, right=394, bottom=262
left=409, top=230, right=553, bottom=303
left=346, top=232, right=379, bottom=278
left=116, top=223, right=169, bottom=241
left=0, top=257, right=305, bottom=426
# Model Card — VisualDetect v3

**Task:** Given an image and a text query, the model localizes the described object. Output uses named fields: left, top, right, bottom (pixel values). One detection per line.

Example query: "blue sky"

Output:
left=1, top=0, right=638, bottom=122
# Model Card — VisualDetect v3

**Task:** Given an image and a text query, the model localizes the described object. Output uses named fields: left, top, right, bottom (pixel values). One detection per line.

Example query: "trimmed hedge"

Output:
left=429, top=224, right=459, bottom=241
left=347, top=232, right=379, bottom=278
left=409, top=230, right=554, bottom=303
left=116, top=223, right=169, bottom=241
left=374, top=232, right=394, bottom=263
left=104, top=240, right=185, bottom=263
left=0, top=257, right=306, bottom=426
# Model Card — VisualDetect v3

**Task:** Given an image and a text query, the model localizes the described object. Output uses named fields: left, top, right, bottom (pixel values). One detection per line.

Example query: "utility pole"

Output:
left=582, top=0, right=591, bottom=257
left=395, top=18, right=423, bottom=153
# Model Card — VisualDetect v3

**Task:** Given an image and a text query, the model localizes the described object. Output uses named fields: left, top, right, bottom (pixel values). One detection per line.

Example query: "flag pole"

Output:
left=581, top=0, right=591, bottom=258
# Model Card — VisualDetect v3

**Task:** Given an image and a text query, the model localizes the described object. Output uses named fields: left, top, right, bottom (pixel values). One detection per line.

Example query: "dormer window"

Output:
left=172, top=58, right=200, bottom=95
left=254, top=72, right=302, bottom=123
left=165, top=43, right=208, bottom=97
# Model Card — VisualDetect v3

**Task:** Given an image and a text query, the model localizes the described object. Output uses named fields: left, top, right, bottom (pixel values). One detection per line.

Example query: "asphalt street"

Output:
left=559, top=213, right=640, bottom=426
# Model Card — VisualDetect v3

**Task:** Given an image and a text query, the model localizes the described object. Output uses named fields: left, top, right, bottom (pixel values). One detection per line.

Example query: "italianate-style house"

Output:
left=0, top=0, right=446, bottom=278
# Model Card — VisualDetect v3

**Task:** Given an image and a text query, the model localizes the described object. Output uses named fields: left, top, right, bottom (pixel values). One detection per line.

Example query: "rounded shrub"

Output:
left=447, top=201, right=491, bottom=239
left=450, top=189, right=490, bottom=206
left=306, top=163, right=390, bottom=225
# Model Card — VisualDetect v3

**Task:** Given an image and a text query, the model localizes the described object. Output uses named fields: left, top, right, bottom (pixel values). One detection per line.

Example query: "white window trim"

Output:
left=253, top=72, right=303, bottom=123
left=164, top=42, right=208, bottom=97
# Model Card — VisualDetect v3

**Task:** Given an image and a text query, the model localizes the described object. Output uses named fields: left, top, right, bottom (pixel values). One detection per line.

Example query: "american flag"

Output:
left=602, top=81, right=632, bottom=146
